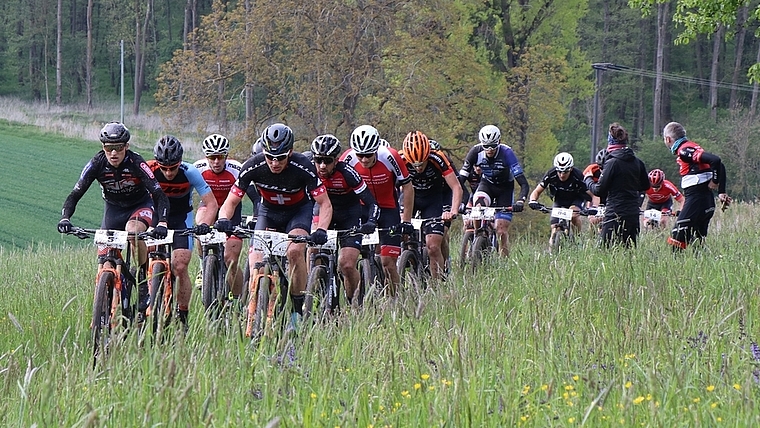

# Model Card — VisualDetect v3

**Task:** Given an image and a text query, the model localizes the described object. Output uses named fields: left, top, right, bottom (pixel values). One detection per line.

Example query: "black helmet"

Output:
left=595, top=149, right=607, bottom=168
left=261, top=123, right=294, bottom=155
left=251, top=137, right=265, bottom=156
left=154, top=135, right=184, bottom=165
left=99, top=122, right=130, bottom=144
left=310, top=134, right=342, bottom=157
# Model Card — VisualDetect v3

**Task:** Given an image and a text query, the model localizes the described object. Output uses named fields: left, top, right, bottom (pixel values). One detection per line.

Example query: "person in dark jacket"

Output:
left=662, top=121, right=732, bottom=251
left=583, top=123, right=650, bottom=247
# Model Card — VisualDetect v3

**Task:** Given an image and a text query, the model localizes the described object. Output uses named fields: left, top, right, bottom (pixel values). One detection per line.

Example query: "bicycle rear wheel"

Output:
left=469, top=235, right=491, bottom=271
left=92, top=271, right=114, bottom=365
left=304, top=265, right=330, bottom=321
left=202, top=254, right=220, bottom=314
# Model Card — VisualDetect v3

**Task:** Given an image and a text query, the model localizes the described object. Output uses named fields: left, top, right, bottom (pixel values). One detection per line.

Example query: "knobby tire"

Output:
left=202, top=254, right=220, bottom=314
left=150, top=262, right=170, bottom=337
left=92, top=271, right=113, bottom=366
left=304, top=265, right=330, bottom=321
left=470, top=235, right=491, bottom=271
left=459, top=230, right=474, bottom=269
left=397, top=250, right=421, bottom=290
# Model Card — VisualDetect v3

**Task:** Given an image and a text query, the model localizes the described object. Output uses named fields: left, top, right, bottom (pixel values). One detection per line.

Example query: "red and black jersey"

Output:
left=193, top=158, right=242, bottom=207
left=62, top=150, right=169, bottom=222
left=340, top=146, right=410, bottom=209
left=399, top=151, right=453, bottom=196
left=645, top=179, right=683, bottom=204
left=319, top=161, right=380, bottom=223
left=231, top=152, right=325, bottom=208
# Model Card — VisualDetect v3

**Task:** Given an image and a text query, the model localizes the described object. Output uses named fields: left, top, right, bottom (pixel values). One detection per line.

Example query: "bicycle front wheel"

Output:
left=202, top=254, right=220, bottom=313
left=304, top=265, right=330, bottom=321
left=397, top=250, right=421, bottom=290
left=92, top=271, right=114, bottom=364
left=459, top=230, right=474, bottom=269
left=469, top=235, right=491, bottom=271
left=248, top=265, right=272, bottom=340
left=150, top=262, right=170, bottom=335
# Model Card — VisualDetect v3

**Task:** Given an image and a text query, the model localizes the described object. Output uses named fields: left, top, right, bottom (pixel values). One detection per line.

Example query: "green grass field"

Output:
left=2, top=202, right=759, bottom=426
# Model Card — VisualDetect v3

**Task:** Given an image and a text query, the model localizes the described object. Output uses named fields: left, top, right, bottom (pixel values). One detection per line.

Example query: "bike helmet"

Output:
left=402, top=131, right=430, bottom=164
left=350, top=125, right=381, bottom=154
left=553, top=152, right=574, bottom=172
left=429, top=139, right=441, bottom=151
left=595, top=149, right=607, bottom=167
left=154, top=135, right=184, bottom=165
left=648, top=169, right=665, bottom=187
left=261, top=123, right=294, bottom=155
left=251, top=137, right=264, bottom=156
left=478, top=125, right=501, bottom=146
left=202, top=134, right=230, bottom=156
left=310, top=134, right=342, bottom=157
left=378, top=138, right=390, bottom=148
left=99, top=122, right=131, bottom=144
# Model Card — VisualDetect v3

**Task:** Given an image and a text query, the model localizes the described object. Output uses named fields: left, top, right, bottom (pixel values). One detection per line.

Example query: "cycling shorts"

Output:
left=364, top=206, right=401, bottom=257
left=102, top=200, right=154, bottom=230
left=331, top=204, right=363, bottom=250
left=473, top=180, right=514, bottom=222
left=254, top=202, right=313, bottom=234
left=166, top=211, right=193, bottom=250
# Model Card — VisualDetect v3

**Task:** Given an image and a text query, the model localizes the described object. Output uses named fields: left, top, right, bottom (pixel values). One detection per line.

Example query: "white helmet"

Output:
left=202, top=134, right=230, bottom=156
left=350, top=125, right=381, bottom=154
left=553, top=152, right=574, bottom=172
left=478, top=125, right=501, bottom=146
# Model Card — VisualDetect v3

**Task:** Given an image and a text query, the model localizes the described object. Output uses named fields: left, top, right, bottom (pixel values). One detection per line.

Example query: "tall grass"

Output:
left=1, top=205, right=759, bottom=426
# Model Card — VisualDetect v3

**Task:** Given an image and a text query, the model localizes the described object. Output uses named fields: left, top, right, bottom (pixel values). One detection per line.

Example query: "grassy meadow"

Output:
left=2, top=202, right=760, bottom=426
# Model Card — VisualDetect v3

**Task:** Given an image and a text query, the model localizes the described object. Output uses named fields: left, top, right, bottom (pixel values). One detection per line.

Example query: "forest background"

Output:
left=1, top=0, right=759, bottom=200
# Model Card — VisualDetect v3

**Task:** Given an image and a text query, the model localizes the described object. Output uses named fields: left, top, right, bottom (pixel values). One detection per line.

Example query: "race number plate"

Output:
left=252, top=230, right=290, bottom=256
left=93, top=230, right=129, bottom=249
left=551, top=207, right=573, bottom=221
left=643, top=209, right=662, bottom=222
left=143, top=229, right=175, bottom=246
left=362, top=230, right=380, bottom=245
left=198, top=230, right=227, bottom=246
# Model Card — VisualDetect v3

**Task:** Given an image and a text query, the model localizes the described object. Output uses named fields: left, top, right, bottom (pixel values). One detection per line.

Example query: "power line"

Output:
left=592, top=63, right=758, bottom=92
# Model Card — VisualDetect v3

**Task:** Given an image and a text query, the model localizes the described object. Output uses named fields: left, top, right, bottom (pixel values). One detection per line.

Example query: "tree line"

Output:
left=1, top=0, right=758, bottom=197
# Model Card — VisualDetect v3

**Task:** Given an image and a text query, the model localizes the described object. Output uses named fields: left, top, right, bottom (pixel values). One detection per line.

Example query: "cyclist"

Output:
left=587, top=149, right=607, bottom=229
left=193, top=134, right=252, bottom=297
left=57, top=121, right=170, bottom=326
left=400, top=131, right=462, bottom=279
left=340, top=125, right=414, bottom=294
left=147, top=136, right=218, bottom=329
left=214, top=123, right=332, bottom=322
left=458, top=125, right=530, bottom=257
left=641, top=168, right=684, bottom=224
left=310, top=134, right=380, bottom=306
left=429, top=139, right=461, bottom=272
left=662, top=121, right=732, bottom=251
left=583, top=123, right=649, bottom=247
left=528, top=152, right=593, bottom=235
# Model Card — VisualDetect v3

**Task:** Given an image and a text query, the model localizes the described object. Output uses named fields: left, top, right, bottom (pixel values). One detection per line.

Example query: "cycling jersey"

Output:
left=231, top=152, right=326, bottom=209
left=673, top=140, right=726, bottom=194
left=340, top=146, right=411, bottom=209
left=401, top=151, right=453, bottom=196
left=193, top=158, right=242, bottom=206
left=62, top=150, right=169, bottom=223
left=319, top=161, right=380, bottom=222
left=645, top=179, right=683, bottom=204
left=147, top=160, right=212, bottom=216
left=460, top=144, right=524, bottom=186
left=537, top=167, right=591, bottom=207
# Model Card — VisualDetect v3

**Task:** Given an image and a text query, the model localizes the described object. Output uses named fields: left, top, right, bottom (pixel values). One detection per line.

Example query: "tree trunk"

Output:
left=133, top=0, right=153, bottom=116
left=86, top=0, right=93, bottom=109
left=710, top=25, right=724, bottom=121
left=750, top=40, right=760, bottom=116
left=56, top=0, right=62, bottom=105
left=244, top=0, right=253, bottom=134
left=653, top=1, right=668, bottom=138
left=636, top=16, right=646, bottom=138
left=730, top=6, right=747, bottom=110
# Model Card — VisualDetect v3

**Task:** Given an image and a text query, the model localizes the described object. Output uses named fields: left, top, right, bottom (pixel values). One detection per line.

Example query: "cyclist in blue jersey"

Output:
left=148, top=136, right=218, bottom=328
left=458, top=125, right=530, bottom=257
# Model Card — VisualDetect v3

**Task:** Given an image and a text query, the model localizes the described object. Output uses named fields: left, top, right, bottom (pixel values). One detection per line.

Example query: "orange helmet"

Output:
left=402, top=131, right=430, bottom=164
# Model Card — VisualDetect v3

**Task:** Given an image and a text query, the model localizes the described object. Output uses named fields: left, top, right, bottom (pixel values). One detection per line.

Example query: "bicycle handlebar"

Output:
left=531, top=203, right=597, bottom=216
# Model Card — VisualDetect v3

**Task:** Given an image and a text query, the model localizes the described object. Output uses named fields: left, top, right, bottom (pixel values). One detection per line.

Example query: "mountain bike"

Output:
left=244, top=229, right=309, bottom=341
left=356, top=229, right=385, bottom=304
left=397, top=217, right=439, bottom=289
left=641, top=208, right=676, bottom=231
left=462, top=206, right=513, bottom=271
left=140, top=228, right=194, bottom=338
left=66, top=227, right=139, bottom=366
left=302, top=230, right=344, bottom=321
left=533, top=203, right=596, bottom=252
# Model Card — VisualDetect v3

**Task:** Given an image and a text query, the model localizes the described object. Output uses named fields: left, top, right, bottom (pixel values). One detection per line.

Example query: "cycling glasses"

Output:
left=313, top=156, right=335, bottom=165
left=103, top=144, right=127, bottom=152
left=159, top=162, right=181, bottom=172
left=557, top=169, right=571, bottom=175
left=482, top=143, right=498, bottom=150
left=356, top=153, right=375, bottom=159
left=264, top=152, right=289, bottom=162
left=207, top=154, right=226, bottom=161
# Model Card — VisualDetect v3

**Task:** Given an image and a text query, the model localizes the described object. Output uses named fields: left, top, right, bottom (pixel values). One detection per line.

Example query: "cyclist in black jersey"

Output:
left=215, top=123, right=333, bottom=322
left=310, top=135, right=380, bottom=305
left=58, top=122, right=170, bottom=325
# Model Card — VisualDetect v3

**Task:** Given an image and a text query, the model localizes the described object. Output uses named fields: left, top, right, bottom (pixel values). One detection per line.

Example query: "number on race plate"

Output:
left=464, top=206, right=496, bottom=221
left=252, top=230, right=291, bottom=256
left=198, top=230, right=227, bottom=246
left=318, top=230, right=380, bottom=250
left=143, top=229, right=175, bottom=246
left=643, top=209, right=662, bottom=222
left=93, top=230, right=130, bottom=249
left=550, top=207, right=573, bottom=221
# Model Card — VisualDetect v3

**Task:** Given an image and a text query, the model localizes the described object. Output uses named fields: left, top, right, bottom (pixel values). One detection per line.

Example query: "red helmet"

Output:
left=648, top=169, right=664, bottom=187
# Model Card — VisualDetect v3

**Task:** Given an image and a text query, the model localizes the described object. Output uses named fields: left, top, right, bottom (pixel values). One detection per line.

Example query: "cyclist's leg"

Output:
left=334, top=206, right=362, bottom=304
left=494, top=218, right=512, bottom=257
left=338, top=246, right=361, bottom=304
left=121, top=204, right=153, bottom=322
left=284, top=203, right=314, bottom=315
left=376, top=207, right=402, bottom=295
left=224, top=236, right=244, bottom=296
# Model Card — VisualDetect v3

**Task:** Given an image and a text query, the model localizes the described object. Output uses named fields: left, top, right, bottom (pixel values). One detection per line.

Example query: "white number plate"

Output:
left=198, top=230, right=227, bottom=246
left=143, top=229, right=174, bottom=246
left=252, top=230, right=290, bottom=256
left=551, top=207, right=574, bottom=221
left=93, top=230, right=129, bottom=249
left=465, top=206, right=495, bottom=221
left=411, top=219, right=424, bottom=230
left=362, top=230, right=379, bottom=245
left=643, top=209, right=662, bottom=222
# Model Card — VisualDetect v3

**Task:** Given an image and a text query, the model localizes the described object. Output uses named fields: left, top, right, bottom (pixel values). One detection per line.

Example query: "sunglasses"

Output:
left=264, top=152, right=289, bottom=162
left=482, top=144, right=498, bottom=150
left=356, top=153, right=375, bottom=159
left=159, top=163, right=181, bottom=172
left=557, top=169, right=571, bottom=175
left=313, top=156, right=335, bottom=165
left=207, top=154, right=226, bottom=161
left=103, top=144, right=126, bottom=152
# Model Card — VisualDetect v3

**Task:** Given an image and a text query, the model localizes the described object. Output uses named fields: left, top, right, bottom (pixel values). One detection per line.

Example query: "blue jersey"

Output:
left=459, top=144, right=524, bottom=186
left=148, top=160, right=213, bottom=216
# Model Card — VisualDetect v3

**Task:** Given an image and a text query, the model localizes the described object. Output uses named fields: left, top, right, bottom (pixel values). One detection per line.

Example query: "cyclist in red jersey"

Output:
left=400, top=131, right=462, bottom=279
left=310, top=134, right=380, bottom=305
left=194, top=134, right=250, bottom=297
left=58, top=122, right=170, bottom=325
left=148, top=136, right=217, bottom=328
left=641, top=168, right=684, bottom=218
left=215, top=124, right=333, bottom=322
left=662, top=122, right=731, bottom=250
left=340, top=125, right=414, bottom=294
